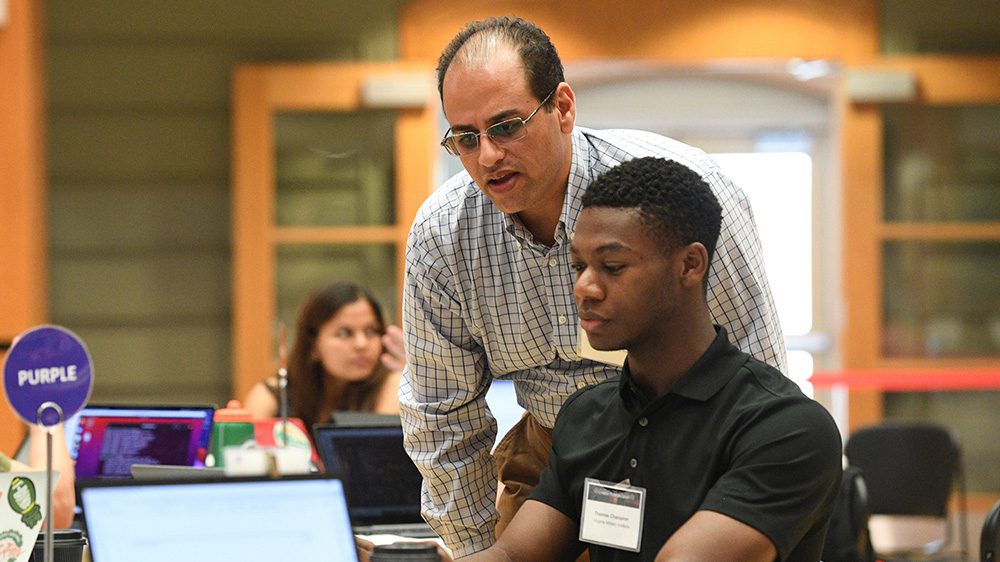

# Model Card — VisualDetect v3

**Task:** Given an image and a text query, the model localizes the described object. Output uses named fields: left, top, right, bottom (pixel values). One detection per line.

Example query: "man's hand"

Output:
left=355, top=535, right=376, bottom=561
left=355, top=536, right=453, bottom=562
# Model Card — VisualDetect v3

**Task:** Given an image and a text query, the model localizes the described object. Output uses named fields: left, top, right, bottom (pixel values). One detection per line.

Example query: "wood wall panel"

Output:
left=0, top=0, right=47, bottom=451
left=401, top=0, right=879, bottom=63
left=44, top=1, right=404, bottom=408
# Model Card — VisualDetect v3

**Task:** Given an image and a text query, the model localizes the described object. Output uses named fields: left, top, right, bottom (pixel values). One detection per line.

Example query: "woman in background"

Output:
left=245, top=282, right=404, bottom=430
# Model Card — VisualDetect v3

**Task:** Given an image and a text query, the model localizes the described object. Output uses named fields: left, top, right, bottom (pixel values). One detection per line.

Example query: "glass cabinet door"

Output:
left=881, top=105, right=1000, bottom=359
left=273, top=111, right=400, bottom=323
left=231, top=62, right=436, bottom=400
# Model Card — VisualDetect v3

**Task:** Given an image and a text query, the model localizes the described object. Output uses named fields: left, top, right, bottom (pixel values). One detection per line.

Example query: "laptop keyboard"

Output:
left=354, top=523, right=438, bottom=539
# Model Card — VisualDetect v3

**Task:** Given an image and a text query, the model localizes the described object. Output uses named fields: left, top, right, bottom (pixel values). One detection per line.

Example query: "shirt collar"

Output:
left=503, top=128, right=591, bottom=248
left=618, top=326, right=749, bottom=406
left=563, top=128, right=593, bottom=236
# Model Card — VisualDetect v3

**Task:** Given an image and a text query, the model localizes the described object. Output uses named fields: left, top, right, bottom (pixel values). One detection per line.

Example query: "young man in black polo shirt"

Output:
left=455, top=156, right=843, bottom=561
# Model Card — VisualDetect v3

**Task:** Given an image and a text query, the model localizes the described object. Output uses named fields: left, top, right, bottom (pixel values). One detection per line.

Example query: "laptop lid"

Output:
left=312, top=423, right=424, bottom=527
left=79, top=474, right=359, bottom=562
left=68, top=403, right=215, bottom=480
left=329, top=411, right=405, bottom=427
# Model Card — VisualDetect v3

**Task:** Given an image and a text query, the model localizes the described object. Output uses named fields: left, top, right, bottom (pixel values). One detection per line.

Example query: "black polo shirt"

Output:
left=530, top=327, right=842, bottom=562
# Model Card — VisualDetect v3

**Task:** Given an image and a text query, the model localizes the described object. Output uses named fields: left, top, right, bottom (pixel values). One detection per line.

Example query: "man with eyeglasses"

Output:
left=399, top=16, right=787, bottom=558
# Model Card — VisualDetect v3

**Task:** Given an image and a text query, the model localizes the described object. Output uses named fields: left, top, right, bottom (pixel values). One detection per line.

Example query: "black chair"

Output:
left=822, top=464, right=876, bottom=562
left=982, top=500, right=1000, bottom=562
left=844, top=421, right=968, bottom=562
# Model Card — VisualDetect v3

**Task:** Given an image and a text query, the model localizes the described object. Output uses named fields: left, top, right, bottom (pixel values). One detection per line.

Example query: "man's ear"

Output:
left=678, top=242, right=710, bottom=288
left=555, top=82, right=576, bottom=133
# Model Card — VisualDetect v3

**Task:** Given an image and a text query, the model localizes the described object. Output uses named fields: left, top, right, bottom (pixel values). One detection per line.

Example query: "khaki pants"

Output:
left=492, top=412, right=589, bottom=560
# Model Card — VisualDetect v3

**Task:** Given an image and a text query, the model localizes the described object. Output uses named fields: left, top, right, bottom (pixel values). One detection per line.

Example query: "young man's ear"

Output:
left=678, top=242, right=710, bottom=288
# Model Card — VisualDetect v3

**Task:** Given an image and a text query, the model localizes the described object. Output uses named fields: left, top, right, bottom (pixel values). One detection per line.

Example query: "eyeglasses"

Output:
left=440, top=89, right=556, bottom=156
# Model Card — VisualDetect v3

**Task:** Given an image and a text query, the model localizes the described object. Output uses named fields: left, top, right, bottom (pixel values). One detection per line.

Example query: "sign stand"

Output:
left=37, top=401, right=63, bottom=562
left=3, top=325, right=93, bottom=562
left=276, top=322, right=289, bottom=447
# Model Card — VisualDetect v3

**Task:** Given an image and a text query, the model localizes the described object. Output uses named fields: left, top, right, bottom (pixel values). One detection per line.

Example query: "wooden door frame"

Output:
left=230, top=61, right=437, bottom=401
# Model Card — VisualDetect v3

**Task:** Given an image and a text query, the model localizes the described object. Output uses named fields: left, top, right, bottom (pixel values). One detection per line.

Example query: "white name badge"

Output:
left=578, top=326, right=627, bottom=367
left=579, top=478, right=646, bottom=552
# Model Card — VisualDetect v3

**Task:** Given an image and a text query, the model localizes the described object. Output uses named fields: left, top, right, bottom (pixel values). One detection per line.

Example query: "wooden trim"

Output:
left=243, top=62, right=434, bottom=109
left=881, top=222, right=1000, bottom=240
left=861, top=56, right=1000, bottom=103
left=400, top=0, right=879, bottom=63
left=840, top=87, right=886, bottom=430
left=0, top=0, right=47, bottom=452
left=840, top=101, right=884, bottom=368
left=232, top=67, right=278, bottom=402
left=962, top=493, right=1000, bottom=513
left=272, top=226, right=404, bottom=244
left=394, top=108, right=437, bottom=320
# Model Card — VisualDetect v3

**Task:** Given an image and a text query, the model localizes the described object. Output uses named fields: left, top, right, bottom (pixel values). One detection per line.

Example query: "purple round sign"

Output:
left=3, top=325, right=93, bottom=426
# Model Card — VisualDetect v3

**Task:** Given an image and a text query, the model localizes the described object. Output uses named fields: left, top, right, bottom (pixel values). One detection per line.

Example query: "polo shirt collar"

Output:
left=619, top=326, right=749, bottom=406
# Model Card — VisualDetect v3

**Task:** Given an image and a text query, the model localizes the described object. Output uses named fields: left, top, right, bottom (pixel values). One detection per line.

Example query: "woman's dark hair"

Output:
left=287, top=282, right=390, bottom=429
left=436, top=15, right=564, bottom=109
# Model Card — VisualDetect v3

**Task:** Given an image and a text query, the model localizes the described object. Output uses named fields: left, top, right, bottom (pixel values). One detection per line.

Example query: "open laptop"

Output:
left=312, top=422, right=436, bottom=538
left=68, top=403, right=216, bottom=480
left=79, top=474, right=359, bottom=562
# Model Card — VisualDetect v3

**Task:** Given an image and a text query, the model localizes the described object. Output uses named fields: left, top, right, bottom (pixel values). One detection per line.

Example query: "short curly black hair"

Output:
left=582, top=157, right=723, bottom=263
left=436, top=16, right=563, bottom=109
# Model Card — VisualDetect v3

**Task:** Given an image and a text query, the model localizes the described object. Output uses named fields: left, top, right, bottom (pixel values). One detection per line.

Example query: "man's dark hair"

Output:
left=436, top=16, right=563, bottom=109
left=582, top=157, right=723, bottom=263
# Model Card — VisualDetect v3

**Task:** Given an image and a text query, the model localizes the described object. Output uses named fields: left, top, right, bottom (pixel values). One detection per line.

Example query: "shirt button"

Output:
left=629, top=458, right=638, bottom=468
left=548, top=258, right=558, bottom=267
left=568, top=231, right=575, bottom=240
left=638, top=417, right=648, bottom=427
left=516, top=241, right=523, bottom=250
left=558, top=316, right=567, bottom=325
left=576, top=381, right=587, bottom=389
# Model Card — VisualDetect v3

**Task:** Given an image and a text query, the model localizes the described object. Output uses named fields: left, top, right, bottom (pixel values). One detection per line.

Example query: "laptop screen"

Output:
left=68, top=404, right=215, bottom=479
left=313, top=424, right=424, bottom=526
left=80, top=475, right=359, bottom=562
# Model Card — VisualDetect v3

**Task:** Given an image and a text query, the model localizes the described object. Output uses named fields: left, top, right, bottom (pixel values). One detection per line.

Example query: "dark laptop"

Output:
left=312, top=421, right=436, bottom=538
left=67, top=403, right=216, bottom=480
left=78, top=474, right=359, bottom=562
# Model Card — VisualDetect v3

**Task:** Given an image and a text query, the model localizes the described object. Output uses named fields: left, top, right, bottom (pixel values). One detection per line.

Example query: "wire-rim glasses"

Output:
left=440, top=89, right=556, bottom=156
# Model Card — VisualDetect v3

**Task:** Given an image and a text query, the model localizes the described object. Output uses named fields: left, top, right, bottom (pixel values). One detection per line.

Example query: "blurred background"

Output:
left=2, top=0, right=999, bottom=543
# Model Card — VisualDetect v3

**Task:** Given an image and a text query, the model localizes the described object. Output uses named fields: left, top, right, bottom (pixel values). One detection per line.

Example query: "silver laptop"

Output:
left=129, top=463, right=225, bottom=480
left=79, top=474, right=359, bottom=562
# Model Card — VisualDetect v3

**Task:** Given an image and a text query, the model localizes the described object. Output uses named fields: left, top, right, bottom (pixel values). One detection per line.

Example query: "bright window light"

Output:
left=713, top=152, right=815, bottom=396
left=787, top=350, right=815, bottom=397
left=711, top=152, right=813, bottom=337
